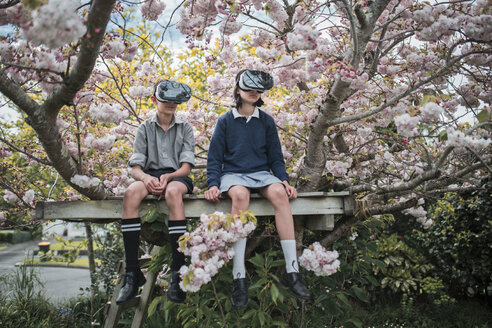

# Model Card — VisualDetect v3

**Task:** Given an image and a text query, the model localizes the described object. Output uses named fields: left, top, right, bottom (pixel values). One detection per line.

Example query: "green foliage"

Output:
left=420, top=276, right=456, bottom=306
left=370, top=233, right=433, bottom=294
left=416, top=179, right=492, bottom=296
left=93, top=223, right=124, bottom=294
left=360, top=293, right=491, bottom=328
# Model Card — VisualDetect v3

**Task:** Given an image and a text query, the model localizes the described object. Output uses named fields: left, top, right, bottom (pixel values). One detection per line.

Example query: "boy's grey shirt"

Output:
left=129, top=114, right=195, bottom=171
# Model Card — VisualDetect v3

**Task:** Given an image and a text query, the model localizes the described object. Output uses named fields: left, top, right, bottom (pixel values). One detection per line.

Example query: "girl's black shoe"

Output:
left=231, top=278, right=249, bottom=308
left=167, top=271, right=186, bottom=303
left=281, top=272, right=310, bottom=299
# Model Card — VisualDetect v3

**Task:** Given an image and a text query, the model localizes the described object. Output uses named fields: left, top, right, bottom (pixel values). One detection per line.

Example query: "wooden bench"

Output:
left=36, top=191, right=353, bottom=230
left=35, top=191, right=353, bottom=328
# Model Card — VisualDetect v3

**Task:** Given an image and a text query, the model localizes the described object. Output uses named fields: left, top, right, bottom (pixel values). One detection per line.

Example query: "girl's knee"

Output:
left=229, top=188, right=250, bottom=203
left=270, top=184, right=288, bottom=199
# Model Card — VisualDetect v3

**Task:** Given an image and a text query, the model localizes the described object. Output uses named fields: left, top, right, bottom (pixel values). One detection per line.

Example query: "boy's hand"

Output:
left=157, top=174, right=171, bottom=200
left=204, top=186, right=221, bottom=202
left=143, top=175, right=162, bottom=194
left=283, top=181, right=297, bottom=199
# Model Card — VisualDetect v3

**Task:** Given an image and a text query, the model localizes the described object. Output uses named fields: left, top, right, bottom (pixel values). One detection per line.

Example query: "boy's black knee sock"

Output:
left=121, top=218, right=141, bottom=272
left=168, top=220, right=187, bottom=271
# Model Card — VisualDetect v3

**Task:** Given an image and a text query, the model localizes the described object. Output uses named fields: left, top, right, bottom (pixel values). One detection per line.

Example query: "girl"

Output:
left=205, top=69, right=310, bottom=308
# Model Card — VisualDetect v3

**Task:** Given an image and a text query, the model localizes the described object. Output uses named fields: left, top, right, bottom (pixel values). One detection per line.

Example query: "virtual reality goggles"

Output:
left=237, top=70, right=274, bottom=93
left=154, top=80, right=192, bottom=104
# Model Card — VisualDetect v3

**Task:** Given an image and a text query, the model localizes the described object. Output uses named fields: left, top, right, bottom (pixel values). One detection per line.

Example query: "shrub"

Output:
left=415, top=179, right=492, bottom=297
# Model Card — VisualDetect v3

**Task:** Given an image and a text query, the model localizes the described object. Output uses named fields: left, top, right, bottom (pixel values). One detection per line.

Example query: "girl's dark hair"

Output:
left=234, top=69, right=264, bottom=109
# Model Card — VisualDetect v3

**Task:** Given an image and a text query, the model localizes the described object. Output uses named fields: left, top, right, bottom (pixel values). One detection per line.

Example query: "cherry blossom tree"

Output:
left=0, top=0, right=491, bottom=249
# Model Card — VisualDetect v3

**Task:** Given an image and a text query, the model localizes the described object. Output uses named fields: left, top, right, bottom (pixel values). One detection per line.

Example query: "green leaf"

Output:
left=347, top=317, right=363, bottom=328
left=270, top=283, right=279, bottom=304
left=248, top=254, right=265, bottom=267
left=335, top=292, right=350, bottom=307
left=476, top=109, right=490, bottom=124
left=148, top=295, right=166, bottom=317
left=241, top=309, right=256, bottom=320
left=258, top=311, right=266, bottom=326
left=439, top=130, right=448, bottom=142
left=350, top=286, right=368, bottom=303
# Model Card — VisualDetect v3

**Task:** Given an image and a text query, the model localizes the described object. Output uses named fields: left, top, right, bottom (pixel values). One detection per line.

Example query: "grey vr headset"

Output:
left=155, top=80, right=192, bottom=104
left=237, top=70, right=274, bottom=93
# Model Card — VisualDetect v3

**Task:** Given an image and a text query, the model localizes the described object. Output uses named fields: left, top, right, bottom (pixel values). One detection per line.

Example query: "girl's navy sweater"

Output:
left=206, top=109, right=289, bottom=187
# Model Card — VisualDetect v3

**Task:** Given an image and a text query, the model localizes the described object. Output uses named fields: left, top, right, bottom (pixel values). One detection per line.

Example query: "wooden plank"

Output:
left=36, top=192, right=352, bottom=222
left=131, top=269, right=158, bottom=328
left=104, top=261, right=126, bottom=328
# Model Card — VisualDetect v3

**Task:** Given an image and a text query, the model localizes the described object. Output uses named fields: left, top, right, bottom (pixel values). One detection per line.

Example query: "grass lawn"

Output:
left=21, top=257, right=101, bottom=268
left=46, top=239, right=100, bottom=251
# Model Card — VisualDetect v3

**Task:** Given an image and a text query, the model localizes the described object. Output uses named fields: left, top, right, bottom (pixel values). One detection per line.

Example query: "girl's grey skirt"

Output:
left=219, top=171, right=282, bottom=193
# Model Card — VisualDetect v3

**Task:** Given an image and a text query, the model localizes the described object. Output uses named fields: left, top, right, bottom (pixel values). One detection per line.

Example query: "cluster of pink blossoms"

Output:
left=177, top=211, right=257, bottom=292
left=21, top=0, right=86, bottom=49
left=299, top=242, right=340, bottom=277
left=140, top=0, right=166, bottom=21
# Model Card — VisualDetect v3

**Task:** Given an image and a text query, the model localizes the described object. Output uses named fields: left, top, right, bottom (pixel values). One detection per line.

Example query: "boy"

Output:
left=116, top=79, right=195, bottom=304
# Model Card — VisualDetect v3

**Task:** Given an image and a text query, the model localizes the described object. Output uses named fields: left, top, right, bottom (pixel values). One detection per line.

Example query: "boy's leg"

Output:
left=260, top=183, right=310, bottom=299
left=165, top=181, right=189, bottom=303
left=228, top=186, right=250, bottom=308
left=117, top=181, right=149, bottom=304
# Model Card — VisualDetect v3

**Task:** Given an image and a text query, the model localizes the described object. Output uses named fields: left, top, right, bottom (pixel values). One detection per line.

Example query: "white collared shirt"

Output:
left=232, top=107, right=260, bottom=123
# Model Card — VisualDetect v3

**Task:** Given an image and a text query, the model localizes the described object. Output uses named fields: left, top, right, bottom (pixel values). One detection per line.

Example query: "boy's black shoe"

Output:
left=231, top=278, right=249, bottom=308
left=167, top=271, right=186, bottom=303
left=116, top=270, right=146, bottom=304
left=281, top=272, right=310, bottom=299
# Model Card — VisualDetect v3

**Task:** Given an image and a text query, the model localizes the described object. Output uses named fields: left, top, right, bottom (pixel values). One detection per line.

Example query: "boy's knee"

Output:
left=165, top=187, right=183, bottom=203
left=124, top=183, right=146, bottom=201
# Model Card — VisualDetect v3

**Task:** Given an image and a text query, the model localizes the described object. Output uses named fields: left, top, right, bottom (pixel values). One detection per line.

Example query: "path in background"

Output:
left=0, top=238, right=91, bottom=303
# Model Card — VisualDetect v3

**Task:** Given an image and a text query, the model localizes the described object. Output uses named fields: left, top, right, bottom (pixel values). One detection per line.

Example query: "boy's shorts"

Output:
left=145, top=168, right=193, bottom=194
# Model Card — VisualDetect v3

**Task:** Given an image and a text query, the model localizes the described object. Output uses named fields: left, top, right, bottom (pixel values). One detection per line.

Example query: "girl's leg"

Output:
left=165, top=181, right=189, bottom=303
left=260, top=183, right=297, bottom=271
left=227, top=186, right=251, bottom=308
left=260, top=183, right=310, bottom=299
left=228, top=185, right=250, bottom=279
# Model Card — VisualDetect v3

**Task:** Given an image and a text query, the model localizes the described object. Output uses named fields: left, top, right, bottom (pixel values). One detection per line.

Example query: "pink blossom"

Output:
left=299, top=242, right=340, bottom=277
left=21, top=0, right=86, bottom=49
left=70, top=175, right=101, bottom=189
left=129, top=86, right=153, bottom=99
left=140, top=0, right=166, bottom=21
left=266, top=0, right=288, bottom=28
left=0, top=148, right=12, bottom=158
left=22, top=189, right=35, bottom=205
left=88, top=103, right=128, bottom=125
left=3, top=190, right=19, bottom=204
left=85, top=134, right=115, bottom=153
left=394, top=113, right=420, bottom=137
left=178, top=211, right=256, bottom=292
left=286, top=23, right=319, bottom=51
left=220, top=19, right=242, bottom=35
left=103, top=40, right=126, bottom=58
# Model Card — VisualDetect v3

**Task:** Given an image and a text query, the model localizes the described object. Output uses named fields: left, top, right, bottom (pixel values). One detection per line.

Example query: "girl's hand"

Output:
left=283, top=181, right=297, bottom=199
left=205, top=186, right=221, bottom=202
